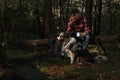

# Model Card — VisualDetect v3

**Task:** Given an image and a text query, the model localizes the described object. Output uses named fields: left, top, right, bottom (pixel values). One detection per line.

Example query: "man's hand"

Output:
left=80, top=32, right=86, bottom=37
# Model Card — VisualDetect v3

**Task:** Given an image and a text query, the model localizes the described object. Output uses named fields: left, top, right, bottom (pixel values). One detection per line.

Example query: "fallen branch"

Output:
left=95, top=34, right=120, bottom=43
left=93, top=34, right=120, bottom=55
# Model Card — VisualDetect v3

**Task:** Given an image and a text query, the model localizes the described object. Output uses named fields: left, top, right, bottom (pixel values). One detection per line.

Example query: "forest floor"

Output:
left=0, top=43, right=120, bottom=80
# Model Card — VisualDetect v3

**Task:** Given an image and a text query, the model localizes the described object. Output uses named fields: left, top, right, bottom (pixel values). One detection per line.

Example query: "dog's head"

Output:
left=57, top=32, right=68, bottom=44
left=57, top=32, right=64, bottom=41
left=57, top=32, right=71, bottom=46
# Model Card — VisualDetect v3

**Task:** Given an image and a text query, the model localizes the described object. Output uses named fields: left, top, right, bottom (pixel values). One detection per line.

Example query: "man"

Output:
left=65, top=8, right=91, bottom=50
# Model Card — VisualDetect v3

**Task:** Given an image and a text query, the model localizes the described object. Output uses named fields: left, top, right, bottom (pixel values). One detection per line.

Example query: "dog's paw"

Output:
left=70, top=60, right=74, bottom=64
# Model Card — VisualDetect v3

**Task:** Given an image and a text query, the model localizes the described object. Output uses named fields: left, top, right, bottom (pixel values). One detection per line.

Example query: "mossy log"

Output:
left=21, top=39, right=49, bottom=47
left=95, top=34, right=120, bottom=43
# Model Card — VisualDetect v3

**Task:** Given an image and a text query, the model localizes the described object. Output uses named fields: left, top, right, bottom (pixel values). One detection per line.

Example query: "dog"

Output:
left=57, top=32, right=76, bottom=64
left=57, top=32, right=97, bottom=64
left=57, top=32, right=109, bottom=64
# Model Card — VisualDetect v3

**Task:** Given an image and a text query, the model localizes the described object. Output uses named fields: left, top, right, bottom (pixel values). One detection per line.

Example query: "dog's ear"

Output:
left=59, top=32, right=64, bottom=37
left=57, top=36, right=60, bottom=40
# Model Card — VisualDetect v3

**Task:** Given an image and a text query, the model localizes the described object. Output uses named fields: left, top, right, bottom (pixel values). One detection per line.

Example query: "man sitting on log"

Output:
left=65, top=8, right=91, bottom=50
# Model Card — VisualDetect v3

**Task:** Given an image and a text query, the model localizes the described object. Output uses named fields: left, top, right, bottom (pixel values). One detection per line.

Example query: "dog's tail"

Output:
left=94, top=55, right=107, bottom=62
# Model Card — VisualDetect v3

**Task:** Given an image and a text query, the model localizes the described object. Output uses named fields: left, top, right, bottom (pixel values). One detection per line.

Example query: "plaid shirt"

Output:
left=66, top=16, right=90, bottom=33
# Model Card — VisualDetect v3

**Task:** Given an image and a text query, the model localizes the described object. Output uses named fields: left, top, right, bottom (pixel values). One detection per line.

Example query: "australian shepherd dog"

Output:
left=57, top=32, right=96, bottom=64
left=57, top=32, right=108, bottom=64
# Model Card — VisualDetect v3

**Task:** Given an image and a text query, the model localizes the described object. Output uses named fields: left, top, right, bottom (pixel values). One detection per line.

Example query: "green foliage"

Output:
left=0, top=0, right=120, bottom=40
left=0, top=0, right=120, bottom=79
left=101, top=0, right=120, bottom=35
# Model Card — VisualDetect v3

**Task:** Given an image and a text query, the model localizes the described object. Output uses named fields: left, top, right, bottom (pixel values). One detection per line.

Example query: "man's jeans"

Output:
left=82, top=34, right=90, bottom=49
left=60, top=37, right=76, bottom=56
left=60, top=34, right=90, bottom=56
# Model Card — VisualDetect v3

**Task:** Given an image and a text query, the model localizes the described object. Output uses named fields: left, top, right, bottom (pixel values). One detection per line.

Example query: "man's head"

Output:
left=70, top=8, right=80, bottom=19
left=57, top=32, right=70, bottom=43
left=70, top=8, right=79, bottom=14
left=57, top=32, right=65, bottom=41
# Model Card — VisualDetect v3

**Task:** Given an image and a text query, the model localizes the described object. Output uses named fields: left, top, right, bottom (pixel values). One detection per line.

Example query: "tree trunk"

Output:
left=19, top=0, right=22, bottom=9
left=85, top=0, right=93, bottom=31
left=109, top=0, right=113, bottom=34
left=93, top=0, right=102, bottom=36
left=3, top=0, right=8, bottom=42
left=35, top=0, right=42, bottom=37
left=96, top=0, right=102, bottom=35
left=93, top=2, right=97, bottom=36
left=44, top=0, right=52, bottom=37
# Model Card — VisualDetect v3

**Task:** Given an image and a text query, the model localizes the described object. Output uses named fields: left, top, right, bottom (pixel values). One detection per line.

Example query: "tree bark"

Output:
left=3, top=0, right=8, bottom=43
left=93, top=0, right=97, bottom=36
left=35, top=0, right=42, bottom=37
left=44, top=0, right=52, bottom=38
left=96, top=0, right=102, bottom=35
left=85, top=0, right=93, bottom=31
left=19, top=0, right=22, bottom=9
left=109, top=0, right=113, bottom=34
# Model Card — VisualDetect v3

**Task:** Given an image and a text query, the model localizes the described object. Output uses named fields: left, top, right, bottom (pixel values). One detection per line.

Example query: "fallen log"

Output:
left=92, top=34, right=120, bottom=55
left=1, top=39, right=50, bottom=50
left=21, top=39, right=49, bottom=47
left=95, top=34, right=120, bottom=43
left=9, top=51, right=48, bottom=62
left=1, top=34, right=120, bottom=55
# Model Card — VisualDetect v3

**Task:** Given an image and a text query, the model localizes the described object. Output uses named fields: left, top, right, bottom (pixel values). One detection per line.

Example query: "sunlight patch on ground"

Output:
left=38, top=64, right=77, bottom=79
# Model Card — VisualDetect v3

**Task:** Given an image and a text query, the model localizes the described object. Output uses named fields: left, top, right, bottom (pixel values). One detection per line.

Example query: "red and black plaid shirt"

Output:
left=66, top=16, right=90, bottom=33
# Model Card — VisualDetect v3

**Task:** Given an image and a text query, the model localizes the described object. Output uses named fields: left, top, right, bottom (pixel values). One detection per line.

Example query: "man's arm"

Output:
left=80, top=17, right=91, bottom=37
left=82, top=17, right=91, bottom=33
left=66, top=16, right=76, bottom=32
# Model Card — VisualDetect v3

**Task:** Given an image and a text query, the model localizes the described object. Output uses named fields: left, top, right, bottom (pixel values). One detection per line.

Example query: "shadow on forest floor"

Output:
left=0, top=43, right=120, bottom=80
left=0, top=62, right=50, bottom=80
